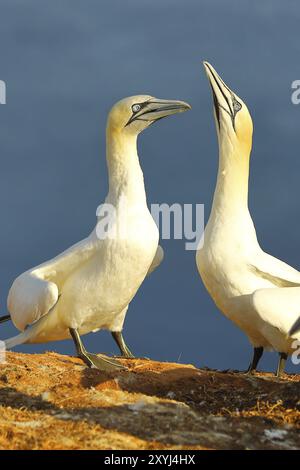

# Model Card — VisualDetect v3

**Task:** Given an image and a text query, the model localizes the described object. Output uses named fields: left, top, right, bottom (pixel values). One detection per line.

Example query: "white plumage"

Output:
left=5, top=95, right=190, bottom=368
left=196, top=63, right=300, bottom=375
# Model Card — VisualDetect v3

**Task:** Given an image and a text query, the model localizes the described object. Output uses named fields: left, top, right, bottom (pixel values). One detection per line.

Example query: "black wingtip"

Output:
left=0, top=315, right=10, bottom=324
left=289, top=316, right=300, bottom=336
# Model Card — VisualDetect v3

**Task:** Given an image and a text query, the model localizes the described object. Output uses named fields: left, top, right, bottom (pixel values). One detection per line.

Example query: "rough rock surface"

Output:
left=0, top=351, right=299, bottom=450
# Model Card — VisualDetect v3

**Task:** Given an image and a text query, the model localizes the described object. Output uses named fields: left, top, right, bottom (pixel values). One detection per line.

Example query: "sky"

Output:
left=1, top=0, right=300, bottom=373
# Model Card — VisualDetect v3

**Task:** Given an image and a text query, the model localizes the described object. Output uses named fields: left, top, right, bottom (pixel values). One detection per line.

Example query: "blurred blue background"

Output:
left=1, top=0, right=300, bottom=373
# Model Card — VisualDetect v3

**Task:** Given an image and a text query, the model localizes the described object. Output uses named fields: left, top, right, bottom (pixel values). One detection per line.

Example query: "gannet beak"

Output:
left=145, top=98, right=191, bottom=121
left=126, top=98, right=191, bottom=126
left=203, top=61, right=241, bottom=130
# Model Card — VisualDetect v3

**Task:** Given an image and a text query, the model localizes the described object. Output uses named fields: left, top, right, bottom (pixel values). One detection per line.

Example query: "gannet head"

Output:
left=107, top=95, right=191, bottom=135
left=203, top=62, right=253, bottom=155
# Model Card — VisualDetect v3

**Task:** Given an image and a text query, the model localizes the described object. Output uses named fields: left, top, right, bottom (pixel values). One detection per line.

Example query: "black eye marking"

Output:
left=209, top=82, right=221, bottom=130
left=231, top=95, right=242, bottom=130
left=232, top=96, right=242, bottom=114
left=125, top=101, right=150, bottom=127
left=206, top=63, right=243, bottom=132
left=131, top=101, right=149, bottom=114
left=206, top=63, right=235, bottom=130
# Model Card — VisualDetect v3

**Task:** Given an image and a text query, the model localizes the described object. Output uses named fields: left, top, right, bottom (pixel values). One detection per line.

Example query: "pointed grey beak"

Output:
left=144, top=98, right=191, bottom=121
left=204, top=62, right=233, bottom=111
left=203, top=61, right=241, bottom=130
left=126, top=98, right=191, bottom=126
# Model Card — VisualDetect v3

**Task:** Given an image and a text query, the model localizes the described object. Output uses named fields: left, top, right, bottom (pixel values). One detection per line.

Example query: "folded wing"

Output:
left=250, top=250, right=300, bottom=287
left=8, top=236, right=98, bottom=331
left=252, top=286, right=300, bottom=338
left=8, top=274, right=59, bottom=331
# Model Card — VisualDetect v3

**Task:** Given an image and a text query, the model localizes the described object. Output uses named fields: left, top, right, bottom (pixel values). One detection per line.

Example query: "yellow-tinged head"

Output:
left=203, top=62, right=253, bottom=156
left=107, top=95, right=191, bottom=136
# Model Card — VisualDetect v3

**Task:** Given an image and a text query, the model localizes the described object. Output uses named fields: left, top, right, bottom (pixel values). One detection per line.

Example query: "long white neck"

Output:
left=106, top=127, right=147, bottom=207
left=211, top=136, right=250, bottom=218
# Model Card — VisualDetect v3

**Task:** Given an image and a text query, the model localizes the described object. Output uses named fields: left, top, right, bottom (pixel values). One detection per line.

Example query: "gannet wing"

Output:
left=35, top=236, right=98, bottom=281
left=7, top=274, right=59, bottom=331
left=8, top=236, right=98, bottom=331
left=147, top=245, right=164, bottom=276
left=251, top=286, right=300, bottom=338
left=249, top=251, right=300, bottom=287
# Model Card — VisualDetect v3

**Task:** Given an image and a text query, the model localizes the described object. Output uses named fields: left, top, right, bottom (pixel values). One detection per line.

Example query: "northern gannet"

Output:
left=2, top=95, right=190, bottom=370
left=196, top=62, right=300, bottom=376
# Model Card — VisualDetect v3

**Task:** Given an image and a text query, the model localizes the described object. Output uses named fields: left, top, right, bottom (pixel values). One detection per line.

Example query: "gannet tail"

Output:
left=289, top=316, right=300, bottom=336
left=4, top=327, right=35, bottom=350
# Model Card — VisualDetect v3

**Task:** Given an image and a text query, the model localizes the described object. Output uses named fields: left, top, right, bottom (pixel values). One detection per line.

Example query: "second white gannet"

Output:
left=196, top=62, right=300, bottom=376
left=2, top=95, right=190, bottom=370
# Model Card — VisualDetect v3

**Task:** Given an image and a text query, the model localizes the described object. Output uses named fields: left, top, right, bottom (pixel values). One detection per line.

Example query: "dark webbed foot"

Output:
left=81, top=351, right=125, bottom=371
left=221, top=369, right=240, bottom=374
left=246, top=347, right=264, bottom=375
left=70, top=328, right=126, bottom=371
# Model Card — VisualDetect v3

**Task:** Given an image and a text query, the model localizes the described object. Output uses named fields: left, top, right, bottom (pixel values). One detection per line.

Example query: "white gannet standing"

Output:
left=196, top=62, right=300, bottom=376
left=2, top=95, right=190, bottom=370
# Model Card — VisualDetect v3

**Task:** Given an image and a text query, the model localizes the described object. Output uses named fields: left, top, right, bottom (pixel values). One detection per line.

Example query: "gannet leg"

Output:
left=246, top=347, right=264, bottom=374
left=69, top=328, right=126, bottom=371
left=275, top=352, right=287, bottom=377
left=111, top=331, right=135, bottom=358
left=0, top=315, right=10, bottom=324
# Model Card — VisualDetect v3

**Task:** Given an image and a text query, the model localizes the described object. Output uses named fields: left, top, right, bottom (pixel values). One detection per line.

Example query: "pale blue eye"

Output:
left=233, top=100, right=242, bottom=112
left=132, top=104, right=141, bottom=113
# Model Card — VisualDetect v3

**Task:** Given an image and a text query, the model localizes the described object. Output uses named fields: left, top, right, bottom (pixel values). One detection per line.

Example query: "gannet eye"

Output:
left=132, top=104, right=141, bottom=113
left=232, top=99, right=242, bottom=113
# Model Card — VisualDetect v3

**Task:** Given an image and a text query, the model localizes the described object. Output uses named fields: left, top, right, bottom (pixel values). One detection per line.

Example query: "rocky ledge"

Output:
left=0, top=352, right=299, bottom=450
